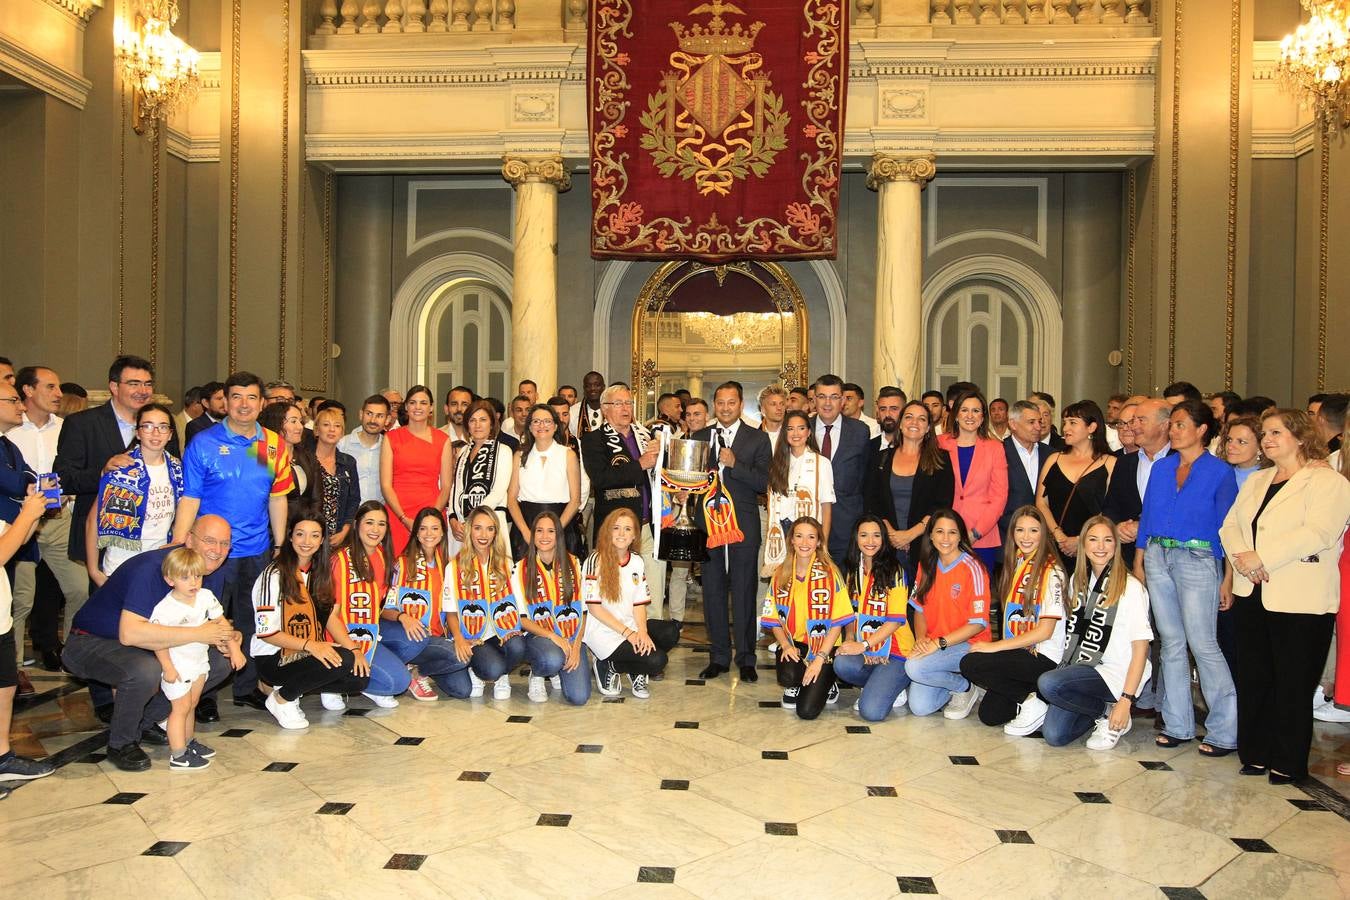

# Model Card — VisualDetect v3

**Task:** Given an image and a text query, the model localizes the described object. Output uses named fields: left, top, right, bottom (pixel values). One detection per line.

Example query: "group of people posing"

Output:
left=0, top=354, right=1346, bottom=790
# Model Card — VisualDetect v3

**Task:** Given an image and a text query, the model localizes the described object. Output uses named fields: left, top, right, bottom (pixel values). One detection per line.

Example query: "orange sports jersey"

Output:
left=912, top=554, right=991, bottom=643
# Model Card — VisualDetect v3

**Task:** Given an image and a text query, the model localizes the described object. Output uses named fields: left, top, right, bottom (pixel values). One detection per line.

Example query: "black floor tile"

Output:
left=896, top=875, right=938, bottom=894
left=637, top=866, right=676, bottom=883
left=758, top=700, right=780, bottom=709
left=1159, top=888, right=1206, bottom=900
left=220, top=728, right=252, bottom=738
left=1074, top=791, right=1110, bottom=804
left=384, top=853, right=427, bottom=870
left=537, top=813, right=572, bottom=826
left=867, top=786, right=898, bottom=797
left=660, top=779, right=690, bottom=791
left=1139, top=760, right=1173, bottom=771
left=343, top=708, right=370, bottom=717
left=142, top=841, right=190, bottom=857
left=576, top=744, right=603, bottom=753
left=996, top=829, right=1034, bottom=844
left=104, top=792, right=147, bottom=805
left=764, top=822, right=798, bottom=836
left=685, top=679, right=706, bottom=686
left=317, top=802, right=355, bottom=815
left=394, top=737, right=425, bottom=746
left=1231, top=837, right=1277, bottom=853
left=846, top=725, right=871, bottom=734
left=674, top=721, right=699, bottom=729
left=263, top=762, right=299, bottom=772
left=949, top=755, right=979, bottom=766
left=1287, top=798, right=1326, bottom=811
left=458, top=770, right=490, bottom=782
left=603, top=696, right=625, bottom=704
left=506, top=715, right=533, bottom=723
left=762, top=750, right=788, bottom=760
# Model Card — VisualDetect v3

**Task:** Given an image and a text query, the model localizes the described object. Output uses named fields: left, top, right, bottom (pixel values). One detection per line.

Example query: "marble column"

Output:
left=867, top=154, right=935, bottom=398
left=502, top=155, right=571, bottom=397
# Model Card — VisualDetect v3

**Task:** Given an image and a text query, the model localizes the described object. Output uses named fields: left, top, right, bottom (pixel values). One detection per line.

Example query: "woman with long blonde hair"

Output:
left=445, top=505, right=523, bottom=700
left=582, top=508, right=680, bottom=699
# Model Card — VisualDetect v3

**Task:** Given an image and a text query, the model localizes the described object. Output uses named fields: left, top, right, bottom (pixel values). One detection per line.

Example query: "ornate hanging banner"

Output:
left=589, top=0, right=847, bottom=261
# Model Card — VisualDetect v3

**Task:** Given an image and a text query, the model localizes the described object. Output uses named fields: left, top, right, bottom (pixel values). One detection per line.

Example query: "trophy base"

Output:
left=658, top=527, right=708, bottom=563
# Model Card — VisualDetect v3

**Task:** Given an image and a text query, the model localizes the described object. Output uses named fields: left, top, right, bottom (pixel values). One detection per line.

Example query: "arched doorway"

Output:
left=631, top=261, right=809, bottom=422
left=421, top=279, right=512, bottom=404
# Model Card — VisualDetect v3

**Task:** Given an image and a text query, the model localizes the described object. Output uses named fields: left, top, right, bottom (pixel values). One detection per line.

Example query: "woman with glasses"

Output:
left=85, top=403, right=184, bottom=584
left=506, top=404, right=583, bottom=558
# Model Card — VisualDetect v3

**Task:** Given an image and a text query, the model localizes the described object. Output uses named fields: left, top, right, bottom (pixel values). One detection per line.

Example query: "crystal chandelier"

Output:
left=115, top=0, right=201, bottom=134
left=1278, top=0, right=1350, bottom=134
left=678, top=311, right=788, bottom=352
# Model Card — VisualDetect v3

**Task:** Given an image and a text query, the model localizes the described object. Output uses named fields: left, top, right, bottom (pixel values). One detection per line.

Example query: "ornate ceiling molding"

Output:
left=0, top=32, right=92, bottom=108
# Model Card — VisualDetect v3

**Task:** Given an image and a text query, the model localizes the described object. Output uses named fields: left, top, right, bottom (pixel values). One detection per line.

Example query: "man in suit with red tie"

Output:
left=689, top=382, right=770, bottom=683
left=810, top=375, right=870, bottom=560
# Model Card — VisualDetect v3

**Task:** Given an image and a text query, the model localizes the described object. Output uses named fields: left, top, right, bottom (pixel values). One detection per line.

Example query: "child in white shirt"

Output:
left=150, top=548, right=245, bottom=769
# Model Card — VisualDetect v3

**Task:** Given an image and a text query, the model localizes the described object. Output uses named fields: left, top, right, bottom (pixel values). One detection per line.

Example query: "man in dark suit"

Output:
left=810, top=374, right=871, bottom=559
left=1000, top=400, right=1049, bottom=540
left=690, top=382, right=771, bottom=683
left=184, top=380, right=225, bottom=445
left=54, top=355, right=180, bottom=564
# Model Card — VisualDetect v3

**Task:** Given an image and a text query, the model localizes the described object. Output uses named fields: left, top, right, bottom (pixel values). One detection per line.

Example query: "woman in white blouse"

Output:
left=449, top=399, right=513, bottom=555
left=762, top=409, right=834, bottom=575
left=507, top=404, right=582, bottom=558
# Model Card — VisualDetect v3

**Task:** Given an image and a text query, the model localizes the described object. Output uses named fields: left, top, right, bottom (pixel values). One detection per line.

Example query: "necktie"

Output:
left=821, top=423, right=833, bottom=459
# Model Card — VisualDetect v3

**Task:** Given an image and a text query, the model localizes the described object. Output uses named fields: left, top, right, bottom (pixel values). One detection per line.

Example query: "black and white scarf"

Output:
left=599, top=421, right=650, bottom=465
left=459, top=439, right=500, bottom=516
left=1059, top=562, right=1119, bottom=669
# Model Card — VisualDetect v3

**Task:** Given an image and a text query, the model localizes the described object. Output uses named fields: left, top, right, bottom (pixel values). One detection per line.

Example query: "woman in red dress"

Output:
left=380, top=385, right=453, bottom=550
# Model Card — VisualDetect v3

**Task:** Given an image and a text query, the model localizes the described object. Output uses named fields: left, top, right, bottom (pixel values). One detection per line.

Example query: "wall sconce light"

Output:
left=115, top=0, right=200, bottom=134
left=1278, top=0, right=1350, bottom=134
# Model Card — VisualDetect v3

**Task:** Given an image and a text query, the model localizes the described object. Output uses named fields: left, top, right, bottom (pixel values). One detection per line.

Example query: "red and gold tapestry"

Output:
left=589, top=0, right=847, bottom=261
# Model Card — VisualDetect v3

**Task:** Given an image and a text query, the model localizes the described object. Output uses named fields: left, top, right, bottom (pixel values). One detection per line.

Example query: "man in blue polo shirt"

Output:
left=62, top=516, right=236, bottom=772
left=172, top=372, right=293, bottom=720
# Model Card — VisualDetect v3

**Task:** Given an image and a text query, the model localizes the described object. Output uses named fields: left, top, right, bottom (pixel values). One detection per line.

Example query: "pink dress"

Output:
left=386, top=427, right=449, bottom=550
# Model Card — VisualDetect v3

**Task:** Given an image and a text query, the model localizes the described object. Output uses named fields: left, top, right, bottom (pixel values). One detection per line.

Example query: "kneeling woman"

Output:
left=833, top=516, right=914, bottom=721
left=960, top=506, right=1068, bottom=735
left=327, top=501, right=413, bottom=710
left=761, top=516, right=853, bottom=720
left=904, top=510, right=992, bottom=718
left=253, top=514, right=371, bottom=730
left=447, top=506, right=524, bottom=700
left=1036, top=516, right=1152, bottom=751
left=583, top=508, right=680, bottom=699
left=512, top=510, right=590, bottom=705
left=380, top=507, right=472, bottom=700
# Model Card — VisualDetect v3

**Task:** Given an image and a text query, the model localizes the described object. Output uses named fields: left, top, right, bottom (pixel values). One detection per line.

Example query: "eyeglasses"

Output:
left=121, top=379, right=154, bottom=390
left=0, top=397, right=21, bottom=405
left=137, top=423, right=173, bottom=434
left=602, top=400, right=635, bottom=408
left=529, top=419, right=555, bottom=427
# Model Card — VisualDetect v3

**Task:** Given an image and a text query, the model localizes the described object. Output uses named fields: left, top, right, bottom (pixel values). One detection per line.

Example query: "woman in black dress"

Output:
left=1035, top=400, right=1115, bottom=568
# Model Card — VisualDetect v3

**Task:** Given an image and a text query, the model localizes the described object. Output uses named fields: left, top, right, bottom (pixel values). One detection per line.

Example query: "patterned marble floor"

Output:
left=5, top=635, right=1350, bottom=899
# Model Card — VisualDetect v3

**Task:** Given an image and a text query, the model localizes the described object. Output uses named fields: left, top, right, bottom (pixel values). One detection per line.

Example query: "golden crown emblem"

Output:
left=670, top=1, right=764, bottom=56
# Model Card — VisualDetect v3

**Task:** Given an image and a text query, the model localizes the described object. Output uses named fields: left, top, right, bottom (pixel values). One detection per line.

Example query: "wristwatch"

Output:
left=1119, top=691, right=1138, bottom=703
left=938, top=637, right=948, bottom=651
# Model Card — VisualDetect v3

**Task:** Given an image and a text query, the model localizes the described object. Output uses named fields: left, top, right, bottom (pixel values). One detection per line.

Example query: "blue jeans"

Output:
left=834, top=652, right=911, bottom=722
left=1144, top=543, right=1237, bottom=748
left=379, top=621, right=472, bottom=699
left=470, top=634, right=527, bottom=681
left=1037, top=664, right=1116, bottom=746
left=363, top=643, right=413, bottom=696
left=524, top=633, right=592, bottom=706
left=904, top=643, right=971, bottom=716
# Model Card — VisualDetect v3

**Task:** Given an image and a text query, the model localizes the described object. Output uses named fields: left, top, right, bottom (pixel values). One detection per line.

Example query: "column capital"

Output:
left=866, top=153, right=936, bottom=191
left=502, top=154, right=572, bottom=192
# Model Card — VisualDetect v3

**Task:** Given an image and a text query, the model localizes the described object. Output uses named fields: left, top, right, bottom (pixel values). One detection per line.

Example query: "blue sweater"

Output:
left=1137, top=452, right=1238, bottom=559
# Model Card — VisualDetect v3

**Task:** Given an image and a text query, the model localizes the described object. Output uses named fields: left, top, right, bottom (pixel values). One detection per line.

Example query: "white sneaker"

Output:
left=780, top=686, right=799, bottom=709
left=549, top=675, right=562, bottom=692
left=266, top=691, right=309, bottom=730
left=943, top=686, right=984, bottom=720
left=363, top=691, right=399, bottom=709
left=527, top=676, right=548, bottom=703
left=853, top=698, right=861, bottom=712
left=320, top=692, right=347, bottom=711
left=493, top=675, right=512, bottom=700
left=1313, top=703, right=1350, bottom=723
left=468, top=670, right=485, bottom=698
left=1313, top=687, right=1333, bottom=710
left=1086, top=715, right=1132, bottom=750
left=629, top=673, right=650, bottom=699
left=892, top=689, right=908, bottom=710
left=1003, top=695, right=1049, bottom=737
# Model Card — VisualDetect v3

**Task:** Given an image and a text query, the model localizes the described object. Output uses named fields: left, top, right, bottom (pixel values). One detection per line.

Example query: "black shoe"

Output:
left=231, top=690, right=267, bottom=712
left=698, top=663, right=728, bottom=679
left=94, top=703, right=114, bottom=724
left=140, top=725, right=170, bottom=746
left=0, top=753, right=56, bottom=781
left=196, top=697, right=221, bottom=723
left=1239, top=764, right=1268, bottom=776
left=739, top=665, right=759, bottom=683
left=39, top=648, right=63, bottom=672
left=106, top=743, right=151, bottom=772
left=1268, top=771, right=1296, bottom=786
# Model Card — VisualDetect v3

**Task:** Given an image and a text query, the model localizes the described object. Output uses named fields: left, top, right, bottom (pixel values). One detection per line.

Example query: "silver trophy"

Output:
left=658, top=437, right=711, bottom=562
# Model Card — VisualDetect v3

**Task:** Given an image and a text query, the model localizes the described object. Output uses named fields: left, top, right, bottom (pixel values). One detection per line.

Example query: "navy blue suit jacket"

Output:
left=812, top=415, right=871, bottom=555
left=1001, top=436, right=1049, bottom=537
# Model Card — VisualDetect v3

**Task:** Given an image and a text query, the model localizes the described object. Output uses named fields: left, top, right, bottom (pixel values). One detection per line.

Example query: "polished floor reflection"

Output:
left=5, top=631, right=1350, bottom=899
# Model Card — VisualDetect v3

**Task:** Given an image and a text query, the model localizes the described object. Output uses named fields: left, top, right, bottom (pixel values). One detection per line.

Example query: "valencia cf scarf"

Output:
left=1002, top=554, right=1057, bottom=646
left=391, top=552, right=447, bottom=637
left=331, top=547, right=386, bottom=665
left=278, top=573, right=319, bottom=666
left=524, top=557, right=584, bottom=643
left=1060, top=563, right=1119, bottom=670
left=759, top=559, right=837, bottom=661
left=460, top=440, right=501, bottom=517
left=456, top=557, right=521, bottom=642
left=853, top=569, right=891, bottom=662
